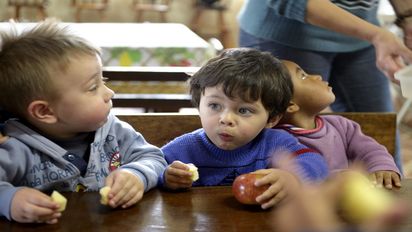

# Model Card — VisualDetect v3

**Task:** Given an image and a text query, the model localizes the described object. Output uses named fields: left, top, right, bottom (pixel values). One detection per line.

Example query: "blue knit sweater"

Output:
left=237, top=0, right=380, bottom=52
left=160, top=128, right=329, bottom=186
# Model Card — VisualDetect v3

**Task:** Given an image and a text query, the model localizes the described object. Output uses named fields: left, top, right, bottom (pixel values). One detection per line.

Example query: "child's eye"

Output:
left=239, top=108, right=252, bottom=115
left=208, top=103, right=221, bottom=111
left=300, top=73, right=307, bottom=80
left=88, top=85, right=98, bottom=92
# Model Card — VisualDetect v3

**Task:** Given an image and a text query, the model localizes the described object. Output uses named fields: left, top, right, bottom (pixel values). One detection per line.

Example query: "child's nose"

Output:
left=310, top=75, right=323, bottom=81
left=219, top=111, right=235, bottom=126
left=104, top=85, right=115, bottom=102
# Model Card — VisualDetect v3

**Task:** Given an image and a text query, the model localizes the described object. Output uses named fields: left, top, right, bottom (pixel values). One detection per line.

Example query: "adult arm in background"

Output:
left=302, top=0, right=412, bottom=82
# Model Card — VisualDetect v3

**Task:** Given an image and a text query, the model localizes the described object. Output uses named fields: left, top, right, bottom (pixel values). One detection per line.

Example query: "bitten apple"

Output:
left=51, top=190, right=67, bottom=212
left=339, top=171, right=394, bottom=224
left=99, top=186, right=111, bottom=205
left=232, top=173, right=269, bottom=205
left=187, top=163, right=199, bottom=181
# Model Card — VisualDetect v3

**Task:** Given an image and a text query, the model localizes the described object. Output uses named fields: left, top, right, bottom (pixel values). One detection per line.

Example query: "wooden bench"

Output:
left=104, top=66, right=197, bottom=112
left=103, top=66, right=197, bottom=82
left=117, top=112, right=397, bottom=156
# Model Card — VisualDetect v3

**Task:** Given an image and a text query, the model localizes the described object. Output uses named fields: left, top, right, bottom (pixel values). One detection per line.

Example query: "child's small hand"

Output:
left=252, top=168, right=300, bottom=209
left=11, top=187, right=61, bottom=224
left=164, top=161, right=194, bottom=190
left=369, top=170, right=402, bottom=190
left=104, top=169, right=144, bottom=208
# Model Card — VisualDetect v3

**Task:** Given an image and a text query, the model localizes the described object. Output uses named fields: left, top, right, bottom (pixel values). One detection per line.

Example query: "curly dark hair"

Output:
left=189, top=48, right=293, bottom=119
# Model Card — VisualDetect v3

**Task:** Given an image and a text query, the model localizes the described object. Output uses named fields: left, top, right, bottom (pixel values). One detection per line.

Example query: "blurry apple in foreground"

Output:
left=232, top=173, right=269, bottom=205
left=339, top=171, right=394, bottom=224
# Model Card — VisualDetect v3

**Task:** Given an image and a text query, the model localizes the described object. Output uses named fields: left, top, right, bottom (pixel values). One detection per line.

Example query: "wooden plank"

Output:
left=104, top=66, right=196, bottom=112
left=118, top=113, right=200, bottom=147
left=103, top=66, right=197, bottom=81
left=112, top=94, right=192, bottom=112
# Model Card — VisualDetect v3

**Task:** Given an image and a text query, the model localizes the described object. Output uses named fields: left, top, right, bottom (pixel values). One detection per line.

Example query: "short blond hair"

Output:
left=0, top=20, right=100, bottom=118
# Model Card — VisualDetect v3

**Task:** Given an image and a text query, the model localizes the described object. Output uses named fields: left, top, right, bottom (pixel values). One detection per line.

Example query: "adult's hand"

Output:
left=305, top=0, right=412, bottom=83
left=371, top=28, right=412, bottom=83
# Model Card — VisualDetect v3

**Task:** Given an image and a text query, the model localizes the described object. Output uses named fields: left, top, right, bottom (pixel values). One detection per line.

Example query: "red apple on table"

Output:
left=232, top=173, right=269, bottom=205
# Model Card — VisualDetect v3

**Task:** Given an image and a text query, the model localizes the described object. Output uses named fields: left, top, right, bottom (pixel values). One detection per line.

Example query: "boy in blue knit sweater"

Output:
left=159, top=48, right=329, bottom=209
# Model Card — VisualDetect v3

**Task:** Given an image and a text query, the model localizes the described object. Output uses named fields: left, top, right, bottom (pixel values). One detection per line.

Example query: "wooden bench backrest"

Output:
left=104, top=66, right=195, bottom=112
left=118, top=112, right=396, bottom=155
left=103, top=66, right=196, bottom=82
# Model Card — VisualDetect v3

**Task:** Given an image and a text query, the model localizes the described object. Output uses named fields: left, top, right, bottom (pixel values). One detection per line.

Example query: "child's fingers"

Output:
left=115, top=186, right=138, bottom=208
left=392, top=174, right=402, bottom=188
left=170, top=160, right=190, bottom=170
left=166, top=173, right=193, bottom=186
left=21, top=204, right=60, bottom=223
left=165, top=175, right=193, bottom=189
left=383, top=173, right=393, bottom=189
left=27, top=192, right=60, bottom=209
left=39, top=212, right=61, bottom=224
left=167, top=166, right=192, bottom=178
left=254, top=172, right=279, bottom=187
left=260, top=190, right=287, bottom=210
left=369, top=173, right=377, bottom=185
left=251, top=169, right=271, bottom=175
left=108, top=171, right=141, bottom=207
left=121, top=190, right=144, bottom=209
left=369, top=172, right=384, bottom=188
left=256, top=182, right=283, bottom=204
left=45, top=217, right=59, bottom=224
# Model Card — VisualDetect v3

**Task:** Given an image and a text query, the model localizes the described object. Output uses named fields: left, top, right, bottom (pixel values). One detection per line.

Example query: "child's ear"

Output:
left=286, top=101, right=300, bottom=113
left=266, top=114, right=282, bottom=128
left=27, top=100, right=57, bottom=124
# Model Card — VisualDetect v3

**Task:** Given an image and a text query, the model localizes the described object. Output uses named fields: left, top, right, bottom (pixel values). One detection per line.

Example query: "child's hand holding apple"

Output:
left=232, top=169, right=300, bottom=209
left=164, top=161, right=199, bottom=190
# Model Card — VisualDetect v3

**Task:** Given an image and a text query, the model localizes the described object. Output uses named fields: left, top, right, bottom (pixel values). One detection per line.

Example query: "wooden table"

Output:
left=0, top=22, right=214, bottom=67
left=2, top=180, right=412, bottom=232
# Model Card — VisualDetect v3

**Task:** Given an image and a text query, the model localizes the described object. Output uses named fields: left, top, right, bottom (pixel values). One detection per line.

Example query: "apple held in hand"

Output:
left=51, top=190, right=67, bottom=212
left=232, top=173, right=269, bottom=205
left=100, top=186, right=111, bottom=205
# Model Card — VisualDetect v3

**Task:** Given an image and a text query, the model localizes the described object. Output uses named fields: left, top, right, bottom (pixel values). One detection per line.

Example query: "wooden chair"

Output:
left=71, top=0, right=109, bottom=22
left=190, top=0, right=230, bottom=48
left=117, top=112, right=397, bottom=156
left=132, top=0, right=172, bottom=22
left=7, top=0, right=48, bottom=20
